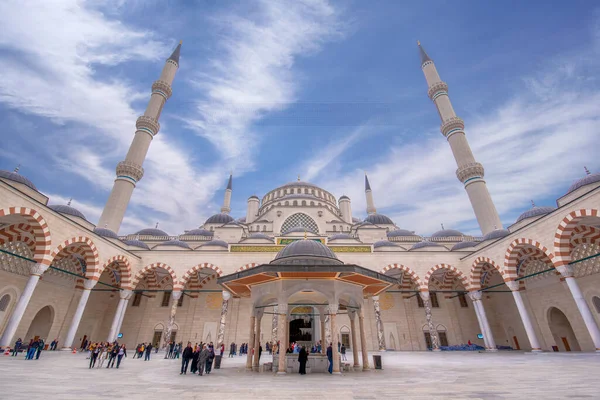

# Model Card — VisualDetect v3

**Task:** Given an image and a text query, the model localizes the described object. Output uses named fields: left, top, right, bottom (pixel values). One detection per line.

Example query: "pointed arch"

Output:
left=0, top=223, right=36, bottom=253
left=237, top=262, right=259, bottom=272
left=504, top=238, right=554, bottom=280
left=178, top=263, right=223, bottom=290
left=423, top=263, right=469, bottom=290
left=132, top=262, right=178, bottom=290
left=379, top=264, right=423, bottom=296
left=0, top=207, right=52, bottom=265
left=469, top=257, right=504, bottom=291
left=49, top=236, right=100, bottom=277
left=554, top=209, right=599, bottom=267
left=96, top=255, right=133, bottom=290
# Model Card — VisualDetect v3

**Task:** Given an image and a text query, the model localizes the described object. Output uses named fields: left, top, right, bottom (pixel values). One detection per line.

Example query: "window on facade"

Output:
left=302, top=201, right=306, bottom=206
left=177, top=295, right=184, bottom=307
left=593, top=296, right=600, bottom=314
left=431, top=292, right=440, bottom=308
left=293, top=201, right=298, bottom=206
left=280, top=213, right=319, bottom=234
left=333, top=226, right=337, bottom=232
left=132, top=292, right=142, bottom=307
left=0, top=294, right=10, bottom=312
left=161, top=291, right=171, bottom=307
left=438, top=331, right=449, bottom=347
left=262, top=225, right=266, bottom=232
left=417, top=295, right=424, bottom=308
left=458, top=293, right=468, bottom=308
left=311, top=190, right=315, bottom=195
left=304, top=189, right=308, bottom=194
left=285, top=201, right=289, bottom=206
left=285, top=189, right=288, bottom=194
left=310, top=201, right=314, bottom=206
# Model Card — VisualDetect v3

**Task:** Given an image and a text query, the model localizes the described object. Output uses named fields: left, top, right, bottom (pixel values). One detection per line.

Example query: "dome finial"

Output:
left=13, top=164, right=20, bottom=173
left=304, top=229, right=307, bottom=240
left=531, top=200, right=535, bottom=208
left=297, top=175, right=301, bottom=181
left=155, top=222, right=159, bottom=229
left=441, top=223, right=444, bottom=230
left=104, top=224, right=108, bottom=228
left=584, top=166, right=591, bottom=175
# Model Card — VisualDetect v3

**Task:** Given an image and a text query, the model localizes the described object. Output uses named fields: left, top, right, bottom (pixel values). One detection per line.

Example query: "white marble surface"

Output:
left=1, top=350, right=600, bottom=399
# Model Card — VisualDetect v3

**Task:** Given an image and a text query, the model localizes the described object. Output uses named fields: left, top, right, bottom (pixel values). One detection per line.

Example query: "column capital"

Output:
left=468, top=291, right=482, bottom=302
left=372, top=295, right=380, bottom=301
left=120, top=289, right=134, bottom=300
left=348, top=309, right=357, bottom=319
left=505, top=280, right=520, bottom=291
left=419, top=290, right=430, bottom=301
left=327, top=304, right=339, bottom=314
left=556, top=265, right=574, bottom=278
left=277, top=303, right=288, bottom=314
left=29, top=263, right=49, bottom=276
left=83, top=280, right=97, bottom=290
left=171, top=290, right=182, bottom=300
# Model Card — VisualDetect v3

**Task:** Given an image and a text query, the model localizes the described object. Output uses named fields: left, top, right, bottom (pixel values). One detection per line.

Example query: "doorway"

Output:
left=341, top=333, right=350, bottom=348
left=152, top=331, right=162, bottom=347
left=438, top=331, right=449, bottom=347
left=548, top=307, right=581, bottom=351
left=25, top=306, right=54, bottom=341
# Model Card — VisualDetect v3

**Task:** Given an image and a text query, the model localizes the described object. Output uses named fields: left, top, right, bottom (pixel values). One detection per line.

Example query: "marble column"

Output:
left=162, top=291, right=182, bottom=351
left=115, top=290, right=133, bottom=339
left=329, top=304, right=341, bottom=374
left=506, top=281, right=541, bottom=351
left=271, top=306, right=278, bottom=345
left=320, top=312, right=326, bottom=355
left=325, top=314, right=331, bottom=346
left=217, top=291, right=231, bottom=347
left=0, top=263, right=49, bottom=348
left=420, top=291, right=440, bottom=351
left=372, top=296, right=386, bottom=351
left=557, top=265, right=600, bottom=351
left=252, top=312, right=262, bottom=371
left=246, top=314, right=255, bottom=370
left=62, top=280, right=97, bottom=350
left=277, top=304, right=288, bottom=375
left=349, top=311, right=360, bottom=368
left=358, top=307, right=369, bottom=370
left=468, top=291, right=497, bottom=351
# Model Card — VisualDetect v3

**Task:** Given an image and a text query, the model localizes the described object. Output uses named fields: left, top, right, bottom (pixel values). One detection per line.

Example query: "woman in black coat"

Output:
left=191, top=346, right=200, bottom=374
left=298, top=346, right=308, bottom=375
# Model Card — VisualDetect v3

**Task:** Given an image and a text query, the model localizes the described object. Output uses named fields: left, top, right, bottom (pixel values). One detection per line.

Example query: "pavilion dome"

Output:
left=49, top=204, right=87, bottom=220
left=122, top=239, right=150, bottom=250
left=183, top=228, right=214, bottom=236
left=409, top=241, right=442, bottom=251
left=272, top=239, right=342, bottom=266
left=364, top=213, right=395, bottom=225
left=516, top=206, right=556, bottom=223
left=158, top=239, right=191, bottom=249
left=0, top=169, right=37, bottom=191
left=387, top=229, right=418, bottom=238
left=93, top=227, right=119, bottom=239
left=482, top=229, right=510, bottom=241
left=451, top=241, right=479, bottom=251
left=205, top=213, right=235, bottom=224
left=431, top=229, right=464, bottom=238
left=134, top=228, right=169, bottom=237
left=202, top=239, right=229, bottom=248
left=566, top=172, right=600, bottom=194
left=373, top=240, right=400, bottom=248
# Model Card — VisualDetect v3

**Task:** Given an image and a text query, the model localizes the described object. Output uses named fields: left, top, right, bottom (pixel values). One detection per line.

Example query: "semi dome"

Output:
left=567, top=172, right=600, bottom=194
left=431, top=229, right=464, bottom=238
left=364, top=213, right=395, bottom=225
left=373, top=240, right=400, bottom=248
left=49, top=204, right=87, bottom=220
left=451, top=241, right=478, bottom=251
left=272, top=239, right=342, bottom=265
left=202, top=239, right=229, bottom=248
left=410, top=241, right=442, bottom=250
left=248, top=233, right=273, bottom=241
left=516, top=206, right=556, bottom=223
left=135, top=228, right=169, bottom=237
left=328, top=233, right=353, bottom=241
left=183, top=228, right=214, bottom=236
left=283, top=226, right=313, bottom=235
left=93, top=227, right=119, bottom=239
left=0, top=169, right=37, bottom=190
left=387, top=229, right=418, bottom=238
left=482, top=229, right=510, bottom=241
left=122, top=239, right=150, bottom=249
left=205, top=213, right=235, bottom=224
left=158, top=239, right=191, bottom=249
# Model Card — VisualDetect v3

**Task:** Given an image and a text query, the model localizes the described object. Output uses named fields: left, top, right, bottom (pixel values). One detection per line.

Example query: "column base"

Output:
left=432, top=348, right=441, bottom=352
left=485, top=348, right=499, bottom=352
left=252, top=365, right=259, bottom=372
left=530, top=349, right=543, bottom=353
left=332, top=371, right=342, bottom=375
left=362, top=366, right=370, bottom=371
left=276, top=371, right=287, bottom=375
left=60, top=347, right=74, bottom=351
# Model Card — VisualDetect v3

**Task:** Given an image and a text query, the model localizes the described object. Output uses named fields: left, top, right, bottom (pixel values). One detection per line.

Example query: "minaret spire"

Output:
left=221, top=174, right=233, bottom=214
left=365, top=172, right=376, bottom=215
left=98, top=42, right=182, bottom=233
left=419, top=42, right=502, bottom=235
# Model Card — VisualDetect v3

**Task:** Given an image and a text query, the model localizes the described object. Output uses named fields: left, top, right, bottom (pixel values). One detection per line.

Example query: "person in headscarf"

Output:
left=298, top=345, right=308, bottom=375
left=197, top=344, right=210, bottom=376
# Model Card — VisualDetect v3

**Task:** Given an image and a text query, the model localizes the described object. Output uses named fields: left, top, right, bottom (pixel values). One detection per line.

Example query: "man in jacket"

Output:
left=12, top=338, right=22, bottom=357
left=180, top=342, right=193, bottom=374
left=144, top=343, right=153, bottom=361
left=197, top=344, right=209, bottom=376
left=35, top=338, right=45, bottom=359
left=326, top=343, right=333, bottom=374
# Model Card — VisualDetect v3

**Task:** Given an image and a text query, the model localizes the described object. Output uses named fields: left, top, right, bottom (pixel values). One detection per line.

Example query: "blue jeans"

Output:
left=327, top=356, right=332, bottom=374
left=26, top=348, right=36, bottom=360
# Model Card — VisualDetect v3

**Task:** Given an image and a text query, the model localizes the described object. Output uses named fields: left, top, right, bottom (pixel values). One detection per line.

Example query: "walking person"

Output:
left=197, top=344, right=209, bottom=376
left=229, top=342, right=235, bottom=358
left=205, top=345, right=215, bottom=375
left=116, top=345, right=127, bottom=368
left=341, top=344, right=347, bottom=361
left=298, top=345, right=308, bottom=375
left=35, top=338, right=45, bottom=359
left=326, top=343, right=333, bottom=374
left=26, top=339, right=37, bottom=360
left=180, top=342, right=193, bottom=375
left=107, top=344, right=119, bottom=368
left=144, top=343, right=153, bottom=361
left=12, top=338, right=22, bottom=357
left=89, top=344, right=100, bottom=368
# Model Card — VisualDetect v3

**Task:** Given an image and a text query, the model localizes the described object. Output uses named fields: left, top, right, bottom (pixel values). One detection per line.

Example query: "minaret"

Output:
left=365, top=173, right=376, bottom=215
left=418, top=41, right=502, bottom=235
left=220, top=174, right=233, bottom=214
left=98, top=42, right=182, bottom=233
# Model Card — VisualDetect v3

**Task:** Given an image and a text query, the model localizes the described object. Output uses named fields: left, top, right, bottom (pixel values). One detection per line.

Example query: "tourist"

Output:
left=89, top=343, right=100, bottom=368
left=144, top=343, right=153, bottom=361
left=167, top=341, right=175, bottom=358
left=326, top=343, right=333, bottom=374
left=81, top=338, right=88, bottom=352
left=116, top=345, right=127, bottom=368
left=107, top=343, right=119, bottom=368
left=26, top=339, right=37, bottom=360
left=298, top=345, right=308, bottom=375
left=97, top=343, right=108, bottom=368
left=191, top=345, right=200, bottom=374
left=35, top=338, right=44, bottom=359
left=338, top=341, right=341, bottom=352
left=341, top=344, right=347, bottom=361
left=317, top=341, right=322, bottom=353
left=197, top=345, right=209, bottom=376
left=258, top=342, right=262, bottom=362
left=181, top=342, right=193, bottom=375
left=205, top=345, right=215, bottom=374
left=229, top=342, right=235, bottom=357
left=11, top=338, right=22, bottom=356
left=220, top=343, right=224, bottom=357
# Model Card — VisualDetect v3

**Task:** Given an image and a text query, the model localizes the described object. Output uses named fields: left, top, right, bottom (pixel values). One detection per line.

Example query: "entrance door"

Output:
left=424, top=332, right=432, bottom=350
left=512, top=336, right=520, bottom=350
left=80, top=335, right=88, bottom=349
left=561, top=337, right=571, bottom=352
left=152, top=331, right=162, bottom=347
left=438, top=331, right=449, bottom=347
left=341, top=333, right=350, bottom=348
left=170, top=331, right=177, bottom=343
left=548, top=307, right=581, bottom=351
left=25, top=306, right=53, bottom=341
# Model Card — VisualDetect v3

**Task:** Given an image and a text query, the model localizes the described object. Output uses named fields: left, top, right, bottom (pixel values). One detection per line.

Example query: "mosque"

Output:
left=0, top=41, right=599, bottom=373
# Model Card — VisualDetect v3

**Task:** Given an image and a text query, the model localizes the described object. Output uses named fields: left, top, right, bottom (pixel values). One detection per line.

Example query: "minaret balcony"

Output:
left=136, top=116, right=161, bottom=136
left=456, top=162, right=485, bottom=183
left=427, top=81, right=448, bottom=100
left=440, top=117, right=465, bottom=137
left=152, top=80, right=173, bottom=99
left=116, top=161, right=144, bottom=182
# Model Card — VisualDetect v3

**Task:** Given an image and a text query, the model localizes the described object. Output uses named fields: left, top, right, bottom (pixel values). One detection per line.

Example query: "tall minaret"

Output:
left=98, top=42, right=182, bottom=233
left=365, top=173, right=377, bottom=215
left=418, top=41, right=502, bottom=235
left=220, top=174, right=233, bottom=214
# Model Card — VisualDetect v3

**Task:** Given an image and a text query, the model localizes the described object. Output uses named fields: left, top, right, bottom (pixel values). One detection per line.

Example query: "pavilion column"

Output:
left=557, top=266, right=600, bottom=351
left=246, top=314, right=256, bottom=370
left=217, top=291, right=231, bottom=348
left=420, top=291, right=440, bottom=351
left=329, top=304, right=341, bottom=374
left=271, top=306, right=278, bottom=345
left=162, top=290, right=182, bottom=353
left=372, top=295, right=386, bottom=351
left=277, top=304, right=288, bottom=375
left=62, top=280, right=97, bottom=350
left=349, top=310, right=360, bottom=368
left=114, top=290, right=133, bottom=339
left=320, top=313, right=326, bottom=355
left=252, top=312, right=263, bottom=371
left=468, top=291, right=497, bottom=351
left=0, top=263, right=49, bottom=348
left=506, top=281, right=542, bottom=351
left=358, top=307, right=369, bottom=370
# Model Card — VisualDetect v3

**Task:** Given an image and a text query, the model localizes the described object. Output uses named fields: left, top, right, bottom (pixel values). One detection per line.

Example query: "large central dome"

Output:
left=272, top=239, right=343, bottom=266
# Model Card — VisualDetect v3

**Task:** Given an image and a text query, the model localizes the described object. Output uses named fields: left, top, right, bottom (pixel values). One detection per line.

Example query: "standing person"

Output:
left=97, top=343, right=108, bottom=368
left=144, top=343, right=153, bottom=361
left=326, top=343, right=333, bottom=374
left=175, top=343, right=181, bottom=359
left=107, top=344, right=119, bottom=368
left=229, top=342, right=235, bottom=358
left=26, top=339, right=37, bottom=360
left=168, top=341, right=175, bottom=359
left=298, top=345, right=308, bottom=375
left=12, top=338, right=22, bottom=357
left=180, top=342, right=193, bottom=375
left=81, top=338, right=88, bottom=352
left=35, top=338, right=45, bottom=359
left=190, top=345, right=200, bottom=374
left=340, top=344, right=347, bottom=361
left=258, top=342, right=262, bottom=362
left=197, top=345, right=209, bottom=376
left=116, top=345, right=127, bottom=368
left=220, top=343, right=224, bottom=357
left=205, top=345, right=215, bottom=375
left=89, top=344, right=100, bottom=368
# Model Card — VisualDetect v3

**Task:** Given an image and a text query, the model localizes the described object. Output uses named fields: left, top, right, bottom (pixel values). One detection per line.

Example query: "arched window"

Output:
left=0, top=294, right=10, bottom=312
left=255, top=225, right=259, bottom=231
left=302, top=201, right=306, bottom=206
left=262, top=225, right=266, bottom=232
left=333, top=226, right=337, bottom=232
left=210, top=226, right=214, bottom=231
left=304, top=188, right=308, bottom=194
left=285, top=201, right=289, bottom=206
left=293, top=200, right=298, bottom=206
left=281, top=213, right=319, bottom=234
left=593, top=296, right=600, bottom=314
left=339, top=226, right=343, bottom=231
left=311, top=189, right=315, bottom=195
left=431, top=292, right=440, bottom=308
left=249, top=226, right=252, bottom=232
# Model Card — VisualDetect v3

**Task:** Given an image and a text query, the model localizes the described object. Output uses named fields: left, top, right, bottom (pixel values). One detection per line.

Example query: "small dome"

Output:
left=364, top=213, right=395, bottom=225
left=410, top=241, right=442, bottom=250
left=123, top=239, right=150, bottom=250
left=567, top=172, right=600, bottom=194
left=202, top=239, right=229, bottom=248
left=0, top=170, right=37, bottom=190
left=431, top=229, right=464, bottom=238
left=482, top=229, right=510, bottom=241
left=248, top=233, right=273, bottom=241
left=158, top=239, right=191, bottom=249
left=352, top=217, right=361, bottom=223
left=49, top=204, right=87, bottom=220
left=272, top=239, right=342, bottom=265
left=93, top=227, right=119, bottom=239
left=328, top=233, right=353, bottom=241
left=183, top=228, right=214, bottom=236
left=134, top=228, right=169, bottom=237
left=205, top=213, right=235, bottom=224
left=387, top=229, right=418, bottom=238
left=516, top=206, right=556, bottom=223
left=373, top=240, right=400, bottom=248
left=451, top=241, right=479, bottom=251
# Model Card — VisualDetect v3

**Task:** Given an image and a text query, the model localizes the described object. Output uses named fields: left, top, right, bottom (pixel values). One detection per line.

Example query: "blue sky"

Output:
left=1, top=0, right=599, bottom=236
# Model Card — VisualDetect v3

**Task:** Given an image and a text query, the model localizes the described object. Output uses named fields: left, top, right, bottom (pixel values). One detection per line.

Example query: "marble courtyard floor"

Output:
left=0, top=350, right=598, bottom=399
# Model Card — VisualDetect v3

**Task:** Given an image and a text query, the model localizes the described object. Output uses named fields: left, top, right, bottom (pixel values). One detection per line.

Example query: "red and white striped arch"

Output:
left=49, top=236, right=100, bottom=272
left=0, top=207, right=52, bottom=265
left=96, top=255, right=133, bottom=290
left=132, top=262, right=178, bottom=290
left=237, top=262, right=259, bottom=272
left=469, top=257, right=504, bottom=291
left=504, top=238, right=554, bottom=281
left=178, top=263, right=223, bottom=290
left=554, top=209, right=599, bottom=267
left=379, top=264, right=423, bottom=296
left=423, top=263, right=469, bottom=291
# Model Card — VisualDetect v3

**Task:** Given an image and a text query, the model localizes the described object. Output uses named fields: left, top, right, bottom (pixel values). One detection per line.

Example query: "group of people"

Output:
left=86, top=342, right=128, bottom=369
left=180, top=342, right=216, bottom=375
left=165, top=341, right=183, bottom=359
left=132, top=343, right=154, bottom=360
left=11, top=338, right=46, bottom=359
